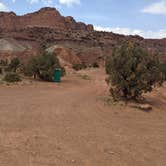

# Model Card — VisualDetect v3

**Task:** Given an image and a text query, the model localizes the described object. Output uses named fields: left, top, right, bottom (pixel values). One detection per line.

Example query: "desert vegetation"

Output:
left=92, top=62, right=99, bottom=68
left=105, top=42, right=164, bottom=101
left=24, top=52, right=65, bottom=81
left=24, top=53, right=61, bottom=81
left=72, top=63, right=87, bottom=71
left=8, top=57, right=21, bottom=72
left=0, top=52, right=65, bottom=83
left=3, top=72, right=21, bottom=83
left=160, top=61, right=166, bottom=80
left=0, top=58, right=22, bottom=83
left=72, top=62, right=99, bottom=71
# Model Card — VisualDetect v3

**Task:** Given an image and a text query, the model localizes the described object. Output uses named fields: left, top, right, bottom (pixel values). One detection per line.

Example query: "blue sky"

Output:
left=0, top=0, right=166, bottom=39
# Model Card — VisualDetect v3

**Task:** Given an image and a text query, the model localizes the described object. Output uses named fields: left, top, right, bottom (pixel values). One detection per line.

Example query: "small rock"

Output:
left=71, top=159, right=76, bottom=163
left=104, top=149, right=115, bottom=155
left=130, top=103, right=152, bottom=111
left=107, top=151, right=114, bottom=155
left=138, top=104, right=152, bottom=111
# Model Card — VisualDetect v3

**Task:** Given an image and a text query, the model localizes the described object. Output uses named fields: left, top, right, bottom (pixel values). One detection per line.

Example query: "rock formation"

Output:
left=0, top=7, right=165, bottom=66
left=0, top=7, right=93, bottom=32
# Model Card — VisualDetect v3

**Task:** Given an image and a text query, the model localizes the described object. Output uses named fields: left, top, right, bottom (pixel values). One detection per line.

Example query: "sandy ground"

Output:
left=0, top=68, right=166, bottom=166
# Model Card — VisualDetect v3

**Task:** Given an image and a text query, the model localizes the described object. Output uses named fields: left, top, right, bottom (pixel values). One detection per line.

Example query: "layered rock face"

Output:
left=0, top=7, right=93, bottom=32
left=0, top=7, right=165, bottom=66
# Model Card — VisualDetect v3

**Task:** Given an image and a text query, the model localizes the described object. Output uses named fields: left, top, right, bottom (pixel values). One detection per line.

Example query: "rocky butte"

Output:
left=0, top=7, right=166, bottom=65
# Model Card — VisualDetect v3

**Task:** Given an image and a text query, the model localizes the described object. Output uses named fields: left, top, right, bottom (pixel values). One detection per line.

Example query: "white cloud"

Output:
left=59, top=0, right=80, bottom=7
left=94, top=26, right=166, bottom=39
left=0, top=2, right=8, bottom=11
left=142, top=1, right=166, bottom=15
left=27, top=0, right=53, bottom=5
left=28, top=0, right=39, bottom=4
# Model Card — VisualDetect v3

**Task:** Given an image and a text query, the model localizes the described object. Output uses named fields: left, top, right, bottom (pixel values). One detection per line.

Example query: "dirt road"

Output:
left=0, top=69, right=166, bottom=166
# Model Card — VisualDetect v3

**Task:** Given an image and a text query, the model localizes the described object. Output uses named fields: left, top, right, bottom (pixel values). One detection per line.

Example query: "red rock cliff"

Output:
left=0, top=7, right=93, bottom=32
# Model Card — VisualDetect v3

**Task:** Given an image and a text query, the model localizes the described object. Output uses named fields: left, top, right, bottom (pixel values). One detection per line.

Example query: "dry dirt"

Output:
left=0, top=68, right=166, bottom=166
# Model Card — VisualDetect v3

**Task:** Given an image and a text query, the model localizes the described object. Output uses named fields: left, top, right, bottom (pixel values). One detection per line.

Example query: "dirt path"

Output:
left=0, top=69, right=166, bottom=166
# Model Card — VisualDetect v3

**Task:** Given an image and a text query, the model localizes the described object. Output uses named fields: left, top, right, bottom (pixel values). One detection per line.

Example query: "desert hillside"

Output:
left=0, top=7, right=166, bottom=65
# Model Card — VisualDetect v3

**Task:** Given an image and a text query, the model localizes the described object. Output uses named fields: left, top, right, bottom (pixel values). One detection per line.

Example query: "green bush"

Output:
left=8, top=58, right=20, bottom=72
left=160, top=61, right=166, bottom=80
left=72, top=63, right=87, bottom=71
left=105, top=42, right=164, bottom=100
left=80, top=74, right=91, bottom=80
left=92, top=62, right=99, bottom=68
left=24, top=52, right=65, bottom=81
left=3, top=72, right=21, bottom=82
left=0, top=59, right=8, bottom=66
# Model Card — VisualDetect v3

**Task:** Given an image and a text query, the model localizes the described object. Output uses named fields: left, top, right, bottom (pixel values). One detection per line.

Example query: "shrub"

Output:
left=72, top=63, right=87, bottom=71
left=105, top=42, right=164, bottom=100
left=3, top=72, right=21, bottom=82
left=24, top=52, right=64, bottom=81
left=8, top=58, right=20, bottom=72
left=92, top=62, right=99, bottom=68
left=160, top=61, right=166, bottom=80
left=60, top=66, right=66, bottom=77
left=80, top=74, right=91, bottom=80
left=0, top=59, right=8, bottom=66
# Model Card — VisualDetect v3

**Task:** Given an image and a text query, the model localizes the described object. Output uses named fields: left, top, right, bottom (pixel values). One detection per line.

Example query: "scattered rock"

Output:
left=138, top=104, right=153, bottom=111
left=104, top=148, right=115, bottom=155
left=71, top=159, right=76, bottom=163
left=130, top=103, right=153, bottom=112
